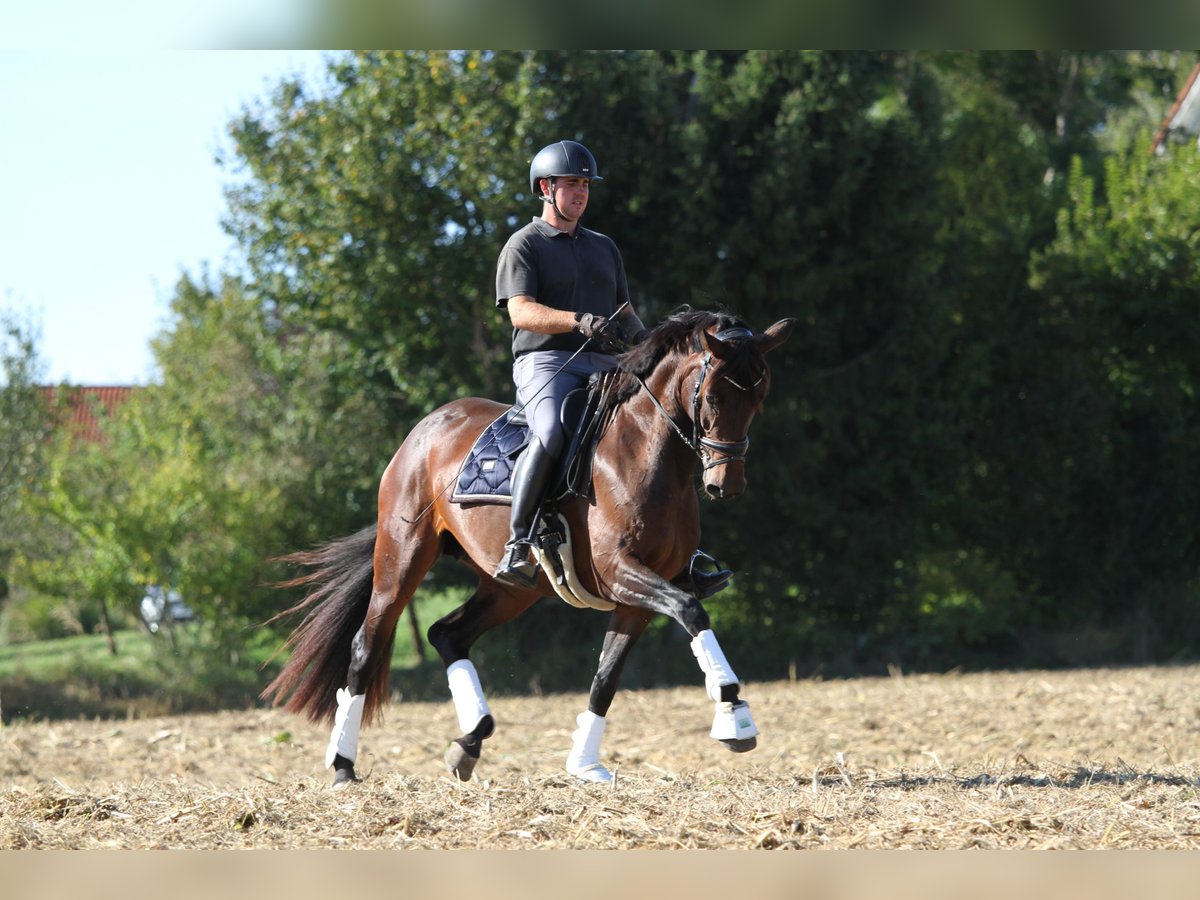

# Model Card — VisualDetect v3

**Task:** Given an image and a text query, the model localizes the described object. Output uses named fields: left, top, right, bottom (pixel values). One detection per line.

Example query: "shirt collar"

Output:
left=531, top=216, right=585, bottom=239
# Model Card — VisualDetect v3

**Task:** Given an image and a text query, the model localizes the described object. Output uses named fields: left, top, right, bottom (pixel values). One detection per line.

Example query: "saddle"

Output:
left=451, top=373, right=612, bottom=507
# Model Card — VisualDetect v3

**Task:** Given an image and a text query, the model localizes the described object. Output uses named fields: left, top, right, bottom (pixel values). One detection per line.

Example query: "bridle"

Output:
left=632, top=326, right=762, bottom=471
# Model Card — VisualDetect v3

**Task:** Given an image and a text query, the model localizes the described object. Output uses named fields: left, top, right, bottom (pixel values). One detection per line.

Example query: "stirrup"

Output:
left=672, top=550, right=733, bottom=600
left=494, top=542, right=538, bottom=589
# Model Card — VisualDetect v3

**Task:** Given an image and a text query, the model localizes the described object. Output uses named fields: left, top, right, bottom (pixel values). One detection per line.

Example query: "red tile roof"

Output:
left=40, top=386, right=137, bottom=444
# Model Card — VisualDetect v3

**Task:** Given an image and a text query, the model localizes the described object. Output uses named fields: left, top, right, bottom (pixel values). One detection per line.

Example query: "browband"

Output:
left=694, top=325, right=753, bottom=352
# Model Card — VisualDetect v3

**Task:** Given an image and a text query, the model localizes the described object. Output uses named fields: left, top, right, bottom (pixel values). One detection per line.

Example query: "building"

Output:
left=39, top=385, right=137, bottom=444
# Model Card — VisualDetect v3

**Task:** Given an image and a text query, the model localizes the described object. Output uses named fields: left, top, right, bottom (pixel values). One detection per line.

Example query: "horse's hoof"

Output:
left=709, top=700, right=759, bottom=750
left=719, top=736, right=757, bottom=753
left=331, top=762, right=360, bottom=787
left=567, top=762, right=613, bottom=784
left=445, top=738, right=480, bottom=782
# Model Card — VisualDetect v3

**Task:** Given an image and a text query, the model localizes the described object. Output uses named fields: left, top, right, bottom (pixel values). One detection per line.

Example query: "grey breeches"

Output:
left=513, top=350, right=618, bottom=459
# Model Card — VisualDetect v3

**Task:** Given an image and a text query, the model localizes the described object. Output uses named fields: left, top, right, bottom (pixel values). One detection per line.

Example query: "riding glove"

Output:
left=573, top=312, right=625, bottom=353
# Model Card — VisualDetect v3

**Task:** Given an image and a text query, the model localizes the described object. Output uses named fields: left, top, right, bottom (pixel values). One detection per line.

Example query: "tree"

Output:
left=1025, top=141, right=1200, bottom=655
left=95, top=51, right=1200, bottom=681
left=0, top=311, right=50, bottom=608
left=223, top=51, right=554, bottom=437
left=128, top=272, right=400, bottom=645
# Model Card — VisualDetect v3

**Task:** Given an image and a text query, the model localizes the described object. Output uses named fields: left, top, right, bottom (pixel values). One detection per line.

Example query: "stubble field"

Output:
left=3, top=664, right=1200, bottom=850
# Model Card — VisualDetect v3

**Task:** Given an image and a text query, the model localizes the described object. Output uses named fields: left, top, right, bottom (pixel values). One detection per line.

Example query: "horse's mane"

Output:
left=604, top=306, right=759, bottom=412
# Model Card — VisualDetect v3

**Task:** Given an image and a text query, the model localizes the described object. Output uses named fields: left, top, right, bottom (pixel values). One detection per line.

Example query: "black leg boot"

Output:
left=494, top=438, right=558, bottom=589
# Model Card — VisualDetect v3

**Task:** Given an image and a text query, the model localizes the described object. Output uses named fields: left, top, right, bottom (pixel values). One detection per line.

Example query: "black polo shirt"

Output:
left=496, top=217, right=631, bottom=357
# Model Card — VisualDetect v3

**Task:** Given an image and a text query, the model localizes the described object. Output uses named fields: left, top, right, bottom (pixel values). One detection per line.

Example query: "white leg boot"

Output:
left=565, top=711, right=613, bottom=783
left=447, top=659, right=493, bottom=735
left=444, top=660, right=495, bottom=781
left=325, top=688, right=366, bottom=768
left=690, top=629, right=759, bottom=746
left=709, top=700, right=759, bottom=742
left=690, top=629, right=740, bottom=700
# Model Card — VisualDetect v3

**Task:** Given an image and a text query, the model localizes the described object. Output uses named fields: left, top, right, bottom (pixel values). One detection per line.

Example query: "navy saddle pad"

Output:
left=451, top=407, right=529, bottom=504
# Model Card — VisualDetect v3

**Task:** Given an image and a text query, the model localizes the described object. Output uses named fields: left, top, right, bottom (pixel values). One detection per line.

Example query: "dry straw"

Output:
left=3, top=665, right=1199, bottom=850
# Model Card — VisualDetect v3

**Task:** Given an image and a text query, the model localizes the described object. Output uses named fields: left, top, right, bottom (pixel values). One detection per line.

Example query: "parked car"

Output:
left=139, top=586, right=196, bottom=633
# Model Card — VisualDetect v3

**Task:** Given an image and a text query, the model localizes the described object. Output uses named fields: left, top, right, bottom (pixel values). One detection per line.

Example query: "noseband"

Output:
left=633, top=326, right=759, bottom=471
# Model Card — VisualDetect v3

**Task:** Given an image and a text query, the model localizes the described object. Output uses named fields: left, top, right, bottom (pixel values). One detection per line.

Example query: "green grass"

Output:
left=0, top=586, right=473, bottom=723
left=0, top=630, right=157, bottom=679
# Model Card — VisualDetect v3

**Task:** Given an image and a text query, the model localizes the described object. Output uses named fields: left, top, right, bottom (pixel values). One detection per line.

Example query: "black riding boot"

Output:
left=671, top=550, right=734, bottom=600
left=494, top=439, right=557, bottom=589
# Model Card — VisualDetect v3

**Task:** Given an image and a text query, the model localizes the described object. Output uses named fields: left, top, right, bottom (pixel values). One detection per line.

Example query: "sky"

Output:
left=0, top=50, right=333, bottom=385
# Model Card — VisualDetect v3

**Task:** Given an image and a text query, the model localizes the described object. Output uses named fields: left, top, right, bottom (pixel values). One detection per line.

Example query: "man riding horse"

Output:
left=494, top=140, right=731, bottom=597
left=263, top=141, right=795, bottom=787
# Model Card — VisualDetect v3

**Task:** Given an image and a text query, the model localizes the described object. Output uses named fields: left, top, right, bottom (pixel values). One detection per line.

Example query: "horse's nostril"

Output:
left=705, top=483, right=723, bottom=499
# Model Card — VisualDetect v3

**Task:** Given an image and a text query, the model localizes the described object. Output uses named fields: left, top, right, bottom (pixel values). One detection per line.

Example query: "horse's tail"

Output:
left=260, top=524, right=390, bottom=726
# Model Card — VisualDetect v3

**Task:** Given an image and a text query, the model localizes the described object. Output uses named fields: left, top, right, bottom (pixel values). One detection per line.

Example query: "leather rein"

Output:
left=630, top=326, right=760, bottom=471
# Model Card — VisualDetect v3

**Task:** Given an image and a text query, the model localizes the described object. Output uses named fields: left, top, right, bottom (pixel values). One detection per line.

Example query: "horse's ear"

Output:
left=756, top=318, right=797, bottom=355
left=700, top=329, right=732, bottom=359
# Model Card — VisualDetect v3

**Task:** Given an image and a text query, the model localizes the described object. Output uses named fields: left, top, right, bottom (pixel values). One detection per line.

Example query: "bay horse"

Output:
left=262, top=308, right=795, bottom=785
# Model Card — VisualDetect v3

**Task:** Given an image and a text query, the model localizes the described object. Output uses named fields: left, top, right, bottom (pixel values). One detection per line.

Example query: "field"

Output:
left=3, top=664, right=1200, bottom=850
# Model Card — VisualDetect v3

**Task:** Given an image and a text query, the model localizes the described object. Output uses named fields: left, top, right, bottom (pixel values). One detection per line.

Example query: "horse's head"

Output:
left=688, top=317, right=795, bottom=499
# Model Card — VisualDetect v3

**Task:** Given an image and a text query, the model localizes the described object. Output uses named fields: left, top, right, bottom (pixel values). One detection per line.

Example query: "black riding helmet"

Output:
left=529, top=140, right=603, bottom=201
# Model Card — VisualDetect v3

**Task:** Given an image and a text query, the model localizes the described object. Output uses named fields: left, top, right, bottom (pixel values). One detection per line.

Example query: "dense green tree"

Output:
left=128, top=272, right=398, bottom=641
left=224, top=50, right=553, bottom=435
left=214, top=50, right=1200, bottom=671
left=1025, top=142, right=1200, bottom=655
left=13, top=52, right=1200, bottom=698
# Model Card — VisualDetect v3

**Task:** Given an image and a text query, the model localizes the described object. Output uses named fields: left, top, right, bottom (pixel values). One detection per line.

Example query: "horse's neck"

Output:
left=604, top=358, right=696, bottom=483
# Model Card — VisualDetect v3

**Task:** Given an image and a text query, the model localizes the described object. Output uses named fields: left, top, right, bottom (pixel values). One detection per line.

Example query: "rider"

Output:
left=493, top=140, right=731, bottom=597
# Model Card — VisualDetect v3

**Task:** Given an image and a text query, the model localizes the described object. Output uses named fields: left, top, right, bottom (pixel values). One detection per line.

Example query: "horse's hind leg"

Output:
left=427, top=581, right=540, bottom=781
left=564, top=606, right=654, bottom=783
left=327, top=521, right=440, bottom=786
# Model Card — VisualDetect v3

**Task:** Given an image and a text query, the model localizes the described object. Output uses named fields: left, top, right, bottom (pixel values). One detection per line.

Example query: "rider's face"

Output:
left=547, top=176, right=590, bottom=219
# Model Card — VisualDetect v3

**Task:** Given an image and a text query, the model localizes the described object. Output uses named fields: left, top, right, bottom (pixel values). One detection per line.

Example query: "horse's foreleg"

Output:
left=565, top=606, right=654, bottom=783
left=690, top=629, right=758, bottom=751
left=606, top=561, right=759, bottom=753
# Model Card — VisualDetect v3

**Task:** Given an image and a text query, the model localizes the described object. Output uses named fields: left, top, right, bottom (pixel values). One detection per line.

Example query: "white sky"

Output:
left=0, top=50, right=332, bottom=385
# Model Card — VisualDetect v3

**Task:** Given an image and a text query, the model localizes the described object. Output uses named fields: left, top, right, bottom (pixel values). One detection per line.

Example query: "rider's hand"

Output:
left=574, top=312, right=625, bottom=353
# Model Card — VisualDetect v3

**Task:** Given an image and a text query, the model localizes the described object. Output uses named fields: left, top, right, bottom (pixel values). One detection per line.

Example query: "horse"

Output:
left=261, top=308, right=795, bottom=785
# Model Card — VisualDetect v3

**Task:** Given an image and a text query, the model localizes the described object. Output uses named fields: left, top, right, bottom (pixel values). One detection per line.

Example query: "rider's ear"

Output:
left=756, top=318, right=797, bottom=355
